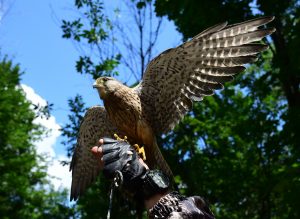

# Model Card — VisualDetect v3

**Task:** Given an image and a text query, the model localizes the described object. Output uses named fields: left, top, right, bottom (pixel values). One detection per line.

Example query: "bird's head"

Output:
left=93, top=77, right=120, bottom=99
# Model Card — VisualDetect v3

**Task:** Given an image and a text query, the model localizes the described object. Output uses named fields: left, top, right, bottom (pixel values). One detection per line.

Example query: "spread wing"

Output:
left=70, top=106, right=118, bottom=201
left=136, top=16, right=275, bottom=135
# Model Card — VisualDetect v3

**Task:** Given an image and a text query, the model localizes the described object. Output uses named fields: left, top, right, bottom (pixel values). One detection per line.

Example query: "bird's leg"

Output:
left=133, top=144, right=146, bottom=161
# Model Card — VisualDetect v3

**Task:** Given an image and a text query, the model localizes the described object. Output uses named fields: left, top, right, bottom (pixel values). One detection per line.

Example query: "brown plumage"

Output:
left=70, top=16, right=275, bottom=201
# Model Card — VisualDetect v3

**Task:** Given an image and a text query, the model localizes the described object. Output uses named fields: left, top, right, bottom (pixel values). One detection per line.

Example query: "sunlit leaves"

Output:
left=76, top=55, right=121, bottom=79
left=62, top=0, right=120, bottom=78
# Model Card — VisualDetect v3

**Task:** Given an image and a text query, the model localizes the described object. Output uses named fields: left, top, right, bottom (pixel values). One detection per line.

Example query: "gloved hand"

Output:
left=98, top=137, right=170, bottom=200
left=101, top=138, right=147, bottom=190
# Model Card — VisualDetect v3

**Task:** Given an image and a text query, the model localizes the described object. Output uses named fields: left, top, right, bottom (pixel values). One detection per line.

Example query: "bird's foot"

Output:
left=133, top=144, right=146, bottom=161
left=113, top=133, right=128, bottom=142
left=113, top=133, right=146, bottom=161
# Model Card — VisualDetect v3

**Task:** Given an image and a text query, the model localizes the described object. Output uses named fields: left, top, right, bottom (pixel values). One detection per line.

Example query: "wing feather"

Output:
left=136, top=16, right=275, bottom=134
left=70, top=106, right=118, bottom=201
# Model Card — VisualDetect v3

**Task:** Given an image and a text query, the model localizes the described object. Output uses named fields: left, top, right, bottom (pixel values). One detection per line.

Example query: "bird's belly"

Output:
left=107, top=107, right=153, bottom=145
left=104, top=90, right=154, bottom=145
left=121, top=115, right=153, bottom=145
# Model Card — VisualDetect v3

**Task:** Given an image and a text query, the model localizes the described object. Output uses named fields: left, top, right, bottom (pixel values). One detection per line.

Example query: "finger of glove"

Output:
left=102, top=146, right=119, bottom=156
left=103, top=149, right=133, bottom=173
left=102, top=141, right=121, bottom=155
left=102, top=137, right=118, bottom=144
left=103, top=150, right=121, bottom=165
left=102, top=141, right=131, bottom=155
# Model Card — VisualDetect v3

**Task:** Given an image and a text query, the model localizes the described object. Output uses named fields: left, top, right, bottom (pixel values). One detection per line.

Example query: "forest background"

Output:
left=0, top=0, right=299, bottom=218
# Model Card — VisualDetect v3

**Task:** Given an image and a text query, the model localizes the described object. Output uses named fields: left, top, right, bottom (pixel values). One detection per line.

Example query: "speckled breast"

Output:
left=104, top=86, right=144, bottom=142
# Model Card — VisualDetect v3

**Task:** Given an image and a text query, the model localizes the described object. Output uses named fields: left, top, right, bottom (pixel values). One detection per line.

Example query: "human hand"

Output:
left=91, top=138, right=148, bottom=198
left=90, top=138, right=169, bottom=201
left=91, top=138, right=149, bottom=172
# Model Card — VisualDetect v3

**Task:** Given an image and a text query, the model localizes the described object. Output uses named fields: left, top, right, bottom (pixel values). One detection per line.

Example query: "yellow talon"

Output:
left=114, top=133, right=127, bottom=141
left=133, top=144, right=146, bottom=161
left=113, top=133, right=146, bottom=160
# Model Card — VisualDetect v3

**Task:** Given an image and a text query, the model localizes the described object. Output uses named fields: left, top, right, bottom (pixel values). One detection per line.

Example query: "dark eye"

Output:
left=103, top=77, right=108, bottom=82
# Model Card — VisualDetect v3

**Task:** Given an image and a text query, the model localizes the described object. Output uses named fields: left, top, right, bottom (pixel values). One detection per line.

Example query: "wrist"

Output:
left=142, top=169, right=171, bottom=210
left=120, top=169, right=171, bottom=206
left=140, top=170, right=170, bottom=200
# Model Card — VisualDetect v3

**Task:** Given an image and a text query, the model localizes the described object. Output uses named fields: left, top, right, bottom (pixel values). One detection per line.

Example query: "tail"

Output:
left=148, top=139, right=173, bottom=179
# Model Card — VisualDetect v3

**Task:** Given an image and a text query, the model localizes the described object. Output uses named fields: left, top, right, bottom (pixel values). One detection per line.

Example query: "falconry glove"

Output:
left=102, top=137, right=145, bottom=179
left=101, top=138, right=170, bottom=200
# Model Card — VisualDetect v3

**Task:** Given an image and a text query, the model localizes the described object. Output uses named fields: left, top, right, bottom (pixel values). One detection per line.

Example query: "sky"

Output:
left=0, top=0, right=181, bottom=193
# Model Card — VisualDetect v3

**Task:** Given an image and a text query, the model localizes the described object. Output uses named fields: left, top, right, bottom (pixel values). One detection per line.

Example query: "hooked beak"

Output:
left=93, top=79, right=105, bottom=89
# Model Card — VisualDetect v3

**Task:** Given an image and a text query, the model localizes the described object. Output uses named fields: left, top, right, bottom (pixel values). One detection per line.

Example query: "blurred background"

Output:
left=0, top=0, right=299, bottom=218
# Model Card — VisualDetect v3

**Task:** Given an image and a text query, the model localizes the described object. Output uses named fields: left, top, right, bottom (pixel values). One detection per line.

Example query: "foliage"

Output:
left=155, top=0, right=300, bottom=218
left=61, top=0, right=300, bottom=218
left=0, top=57, right=75, bottom=218
left=61, top=0, right=121, bottom=79
left=61, top=95, right=87, bottom=157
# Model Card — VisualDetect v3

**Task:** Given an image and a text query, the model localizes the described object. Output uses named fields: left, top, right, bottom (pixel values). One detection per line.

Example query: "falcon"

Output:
left=70, top=16, right=275, bottom=201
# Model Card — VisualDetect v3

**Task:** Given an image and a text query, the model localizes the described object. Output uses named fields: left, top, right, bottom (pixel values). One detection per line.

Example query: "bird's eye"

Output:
left=103, top=77, right=108, bottom=82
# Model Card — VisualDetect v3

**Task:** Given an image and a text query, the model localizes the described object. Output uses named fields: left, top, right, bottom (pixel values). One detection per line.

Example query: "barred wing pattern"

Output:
left=70, top=106, right=118, bottom=201
left=138, top=16, right=275, bottom=135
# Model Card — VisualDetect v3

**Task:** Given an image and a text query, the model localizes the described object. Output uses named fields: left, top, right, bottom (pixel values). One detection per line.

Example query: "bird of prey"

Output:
left=70, top=16, right=275, bottom=201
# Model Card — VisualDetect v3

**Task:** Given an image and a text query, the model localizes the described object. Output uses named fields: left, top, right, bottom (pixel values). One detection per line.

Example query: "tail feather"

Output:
left=148, top=140, right=173, bottom=179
